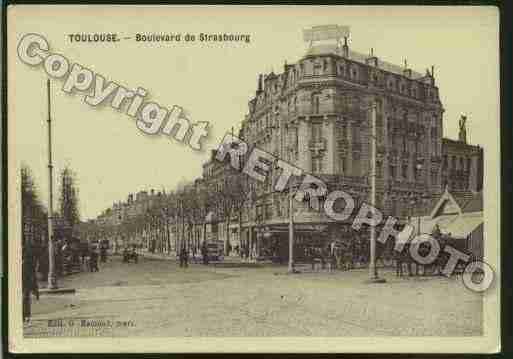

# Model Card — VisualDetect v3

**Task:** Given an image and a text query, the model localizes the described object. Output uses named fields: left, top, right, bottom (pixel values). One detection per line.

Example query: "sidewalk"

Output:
left=137, top=249, right=270, bottom=267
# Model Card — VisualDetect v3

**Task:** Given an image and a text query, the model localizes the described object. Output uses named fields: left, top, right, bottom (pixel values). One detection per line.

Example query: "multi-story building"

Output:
left=228, top=28, right=484, bottom=261
left=94, top=26, right=485, bottom=262
left=442, top=116, right=484, bottom=192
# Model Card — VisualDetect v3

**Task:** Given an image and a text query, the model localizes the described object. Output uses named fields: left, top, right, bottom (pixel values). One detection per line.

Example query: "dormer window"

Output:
left=313, top=62, right=321, bottom=76
left=339, top=64, right=345, bottom=76
left=388, top=78, right=395, bottom=90
left=350, top=65, right=359, bottom=81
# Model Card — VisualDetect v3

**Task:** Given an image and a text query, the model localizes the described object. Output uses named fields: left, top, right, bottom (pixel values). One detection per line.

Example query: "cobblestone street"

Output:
left=25, top=255, right=483, bottom=337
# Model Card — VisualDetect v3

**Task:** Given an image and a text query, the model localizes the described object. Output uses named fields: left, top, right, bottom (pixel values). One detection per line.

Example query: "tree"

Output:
left=58, top=166, right=80, bottom=232
left=195, top=182, right=215, bottom=245
left=229, top=170, right=249, bottom=254
left=21, top=165, right=48, bottom=278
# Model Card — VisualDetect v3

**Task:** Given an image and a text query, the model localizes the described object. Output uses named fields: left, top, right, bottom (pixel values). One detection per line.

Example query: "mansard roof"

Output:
left=304, top=43, right=424, bottom=80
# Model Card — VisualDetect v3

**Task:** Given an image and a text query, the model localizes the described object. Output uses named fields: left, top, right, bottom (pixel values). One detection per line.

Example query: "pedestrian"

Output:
left=89, top=246, right=99, bottom=272
left=310, top=247, right=316, bottom=271
left=22, top=245, right=39, bottom=323
left=394, top=248, right=403, bottom=277
left=201, top=241, right=209, bottom=265
left=39, top=243, right=49, bottom=282
left=81, top=242, right=89, bottom=268
left=100, top=241, right=108, bottom=263
left=180, top=246, right=189, bottom=268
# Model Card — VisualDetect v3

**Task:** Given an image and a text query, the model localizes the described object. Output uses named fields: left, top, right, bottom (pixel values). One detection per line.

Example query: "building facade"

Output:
left=228, top=30, right=484, bottom=261
left=94, top=28, right=485, bottom=262
left=442, top=118, right=484, bottom=193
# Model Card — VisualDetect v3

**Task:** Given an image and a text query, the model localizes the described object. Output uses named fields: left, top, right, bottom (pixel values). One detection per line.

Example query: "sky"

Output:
left=8, top=5, right=499, bottom=220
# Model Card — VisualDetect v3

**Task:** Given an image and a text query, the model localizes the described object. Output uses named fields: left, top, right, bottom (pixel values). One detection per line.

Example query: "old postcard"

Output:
left=7, top=5, right=500, bottom=353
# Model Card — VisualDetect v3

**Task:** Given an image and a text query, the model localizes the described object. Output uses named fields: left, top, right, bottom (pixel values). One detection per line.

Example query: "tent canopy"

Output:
left=442, top=213, right=483, bottom=239
left=396, top=213, right=483, bottom=244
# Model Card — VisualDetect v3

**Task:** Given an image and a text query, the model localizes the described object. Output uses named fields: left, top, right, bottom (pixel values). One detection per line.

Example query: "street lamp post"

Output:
left=288, top=190, right=294, bottom=273
left=367, top=100, right=386, bottom=283
left=46, top=79, right=58, bottom=290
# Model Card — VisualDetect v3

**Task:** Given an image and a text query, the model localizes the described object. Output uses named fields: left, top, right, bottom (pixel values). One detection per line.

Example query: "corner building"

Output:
left=227, top=32, right=481, bottom=262
left=236, top=36, right=444, bottom=260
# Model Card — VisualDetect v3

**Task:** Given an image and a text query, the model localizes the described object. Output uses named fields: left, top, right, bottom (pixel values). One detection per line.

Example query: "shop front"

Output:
left=248, top=222, right=379, bottom=266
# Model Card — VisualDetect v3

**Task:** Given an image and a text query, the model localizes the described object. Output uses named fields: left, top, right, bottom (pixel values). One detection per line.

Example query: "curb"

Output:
left=39, top=288, right=76, bottom=295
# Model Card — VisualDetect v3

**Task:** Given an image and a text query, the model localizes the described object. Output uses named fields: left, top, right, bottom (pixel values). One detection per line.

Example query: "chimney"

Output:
left=403, top=59, right=412, bottom=78
left=257, top=74, right=263, bottom=94
left=151, top=189, right=155, bottom=196
left=365, top=47, right=378, bottom=67
left=342, top=36, right=349, bottom=58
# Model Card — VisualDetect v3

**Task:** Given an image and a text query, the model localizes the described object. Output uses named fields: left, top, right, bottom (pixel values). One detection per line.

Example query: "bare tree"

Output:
left=59, top=166, right=80, bottom=232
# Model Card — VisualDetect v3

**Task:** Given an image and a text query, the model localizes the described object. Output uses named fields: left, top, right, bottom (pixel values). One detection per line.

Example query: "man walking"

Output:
left=89, top=246, right=99, bottom=272
left=201, top=241, right=209, bottom=265
left=179, top=245, right=189, bottom=268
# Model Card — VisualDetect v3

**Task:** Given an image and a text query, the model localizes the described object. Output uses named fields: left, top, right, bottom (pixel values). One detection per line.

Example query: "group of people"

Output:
left=178, top=241, right=221, bottom=267
left=394, top=239, right=451, bottom=277
left=22, top=238, right=110, bottom=323
left=122, top=245, right=138, bottom=263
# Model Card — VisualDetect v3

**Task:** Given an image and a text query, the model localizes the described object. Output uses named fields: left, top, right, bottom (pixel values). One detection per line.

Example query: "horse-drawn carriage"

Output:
left=122, top=246, right=138, bottom=263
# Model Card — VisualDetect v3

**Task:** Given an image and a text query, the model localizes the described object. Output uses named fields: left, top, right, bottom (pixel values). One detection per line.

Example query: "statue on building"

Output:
left=458, top=114, right=467, bottom=143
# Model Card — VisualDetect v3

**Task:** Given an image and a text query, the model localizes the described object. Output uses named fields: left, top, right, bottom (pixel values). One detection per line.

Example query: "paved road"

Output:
left=25, top=255, right=483, bottom=337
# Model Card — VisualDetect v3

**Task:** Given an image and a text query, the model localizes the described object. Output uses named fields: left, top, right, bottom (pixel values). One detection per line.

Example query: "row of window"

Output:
left=443, top=155, right=472, bottom=171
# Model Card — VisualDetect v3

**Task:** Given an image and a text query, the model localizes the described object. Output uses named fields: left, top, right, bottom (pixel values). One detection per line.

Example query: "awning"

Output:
left=442, top=213, right=483, bottom=239
left=396, top=215, right=456, bottom=245
left=396, top=231, right=437, bottom=245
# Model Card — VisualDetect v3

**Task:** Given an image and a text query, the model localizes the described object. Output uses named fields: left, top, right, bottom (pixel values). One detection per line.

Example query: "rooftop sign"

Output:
left=303, top=25, right=350, bottom=43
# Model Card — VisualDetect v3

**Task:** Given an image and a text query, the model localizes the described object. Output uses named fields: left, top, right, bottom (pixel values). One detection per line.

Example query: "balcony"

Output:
left=352, top=142, right=362, bottom=152
left=338, top=139, right=349, bottom=149
left=309, top=138, right=327, bottom=152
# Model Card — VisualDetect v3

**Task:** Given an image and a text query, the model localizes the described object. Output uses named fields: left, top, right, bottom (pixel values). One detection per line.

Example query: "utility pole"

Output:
left=288, top=190, right=294, bottom=273
left=46, top=79, right=58, bottom=289
left=368, top=99, right=386, bottom=283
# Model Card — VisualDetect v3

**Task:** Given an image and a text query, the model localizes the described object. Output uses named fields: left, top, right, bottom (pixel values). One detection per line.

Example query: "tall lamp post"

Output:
left=285, top=180, right=300, bottom=274
left=46, top=79, right=58, bottom=290
left=409, top=159, right=425, bottom=235
left=288, top=189, right=295, bottom=273
left=367, top=100, right=386, bottom=283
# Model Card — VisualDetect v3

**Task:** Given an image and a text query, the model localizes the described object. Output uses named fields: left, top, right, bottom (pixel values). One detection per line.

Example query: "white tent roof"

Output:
left=442, top=212, right=483, bottom=239
left=396, top=212, right=483, bottom=244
